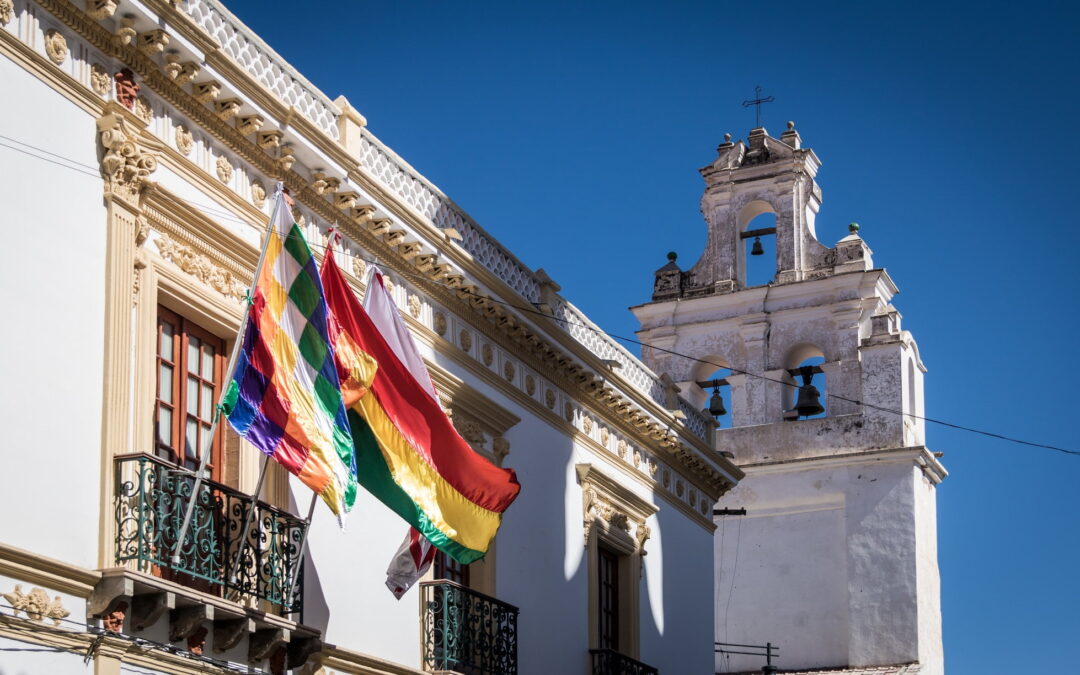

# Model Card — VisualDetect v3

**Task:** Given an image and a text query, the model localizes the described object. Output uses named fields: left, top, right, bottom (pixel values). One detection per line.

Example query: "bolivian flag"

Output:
left=320, top=250, right=520, bottom=563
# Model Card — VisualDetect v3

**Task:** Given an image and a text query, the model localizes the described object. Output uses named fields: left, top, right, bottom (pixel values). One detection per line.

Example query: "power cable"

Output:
left=2, top=134, right=1075, bottom=456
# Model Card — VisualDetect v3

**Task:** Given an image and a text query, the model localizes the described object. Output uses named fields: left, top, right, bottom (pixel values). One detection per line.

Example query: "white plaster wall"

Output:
left=914, top=468, right=943, bottom=675
left=641, top=503, right=715, bottom=675
left=0, top=55, right=106, bottom=569
left=716, top=466, right=849, bottom=673
left=716, top=458, right=924, bottom=672
left=0, top=634, right=92, bottom=675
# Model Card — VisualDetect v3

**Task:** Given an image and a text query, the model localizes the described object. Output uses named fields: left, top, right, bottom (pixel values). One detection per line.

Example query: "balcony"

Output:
left=420, top=580, right=518, bottom=674
left=590, top=648, right=658, bottom=675
left=113, top=453, right=305, bottom=611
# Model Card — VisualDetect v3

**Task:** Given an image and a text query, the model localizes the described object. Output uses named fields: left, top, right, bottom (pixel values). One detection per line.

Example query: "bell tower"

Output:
left=632, top=124, right=946, bottom=674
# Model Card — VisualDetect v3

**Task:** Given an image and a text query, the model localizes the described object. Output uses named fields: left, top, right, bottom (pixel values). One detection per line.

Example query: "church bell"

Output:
left=793, top=366, right=824, bottom=417
left=708, top=389, right=727, bottom=418
left=750, top=236, right=765, bottom=256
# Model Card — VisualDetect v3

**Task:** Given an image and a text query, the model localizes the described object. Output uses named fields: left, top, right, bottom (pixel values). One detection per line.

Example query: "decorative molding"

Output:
left=215, top=156, right=233, bottom=183
left=433, top=311, right=447, bottom=336
left=250, top=180, right=266, bottom=208
left=0, top=542, right=100, bottom=598
left=407, top=294, right=421, bottom=319
left=97, top=106, right=156, bottom=206
left=0, top=0, right=13, bottom=26
left=1, top=585, right=70, bottom=625
left=174, top=124, right=193, bottom=155
left=133, top=95, right=152, bottom=123
left=44, top=29, right=68, bottom=65
left=90, top=62, right=110, bottom=94
left=576, top=463, right=656, bottom=553
left=154, top=232, right=246, bottom=302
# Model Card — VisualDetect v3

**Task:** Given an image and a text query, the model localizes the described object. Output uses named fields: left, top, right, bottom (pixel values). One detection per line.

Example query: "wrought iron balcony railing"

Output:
left=420, top=580, right=518, bottom=675
left=113, top=453, right=305, bottom=612
left=590, top=648, right=659, bottom=675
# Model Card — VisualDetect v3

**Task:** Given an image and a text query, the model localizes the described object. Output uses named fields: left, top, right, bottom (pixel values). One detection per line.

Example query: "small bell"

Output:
left=750, top=236, right=765, bottom=256
left=793, top=366, right=824, bottom=417
left=707, top=389, right=727, bottom=418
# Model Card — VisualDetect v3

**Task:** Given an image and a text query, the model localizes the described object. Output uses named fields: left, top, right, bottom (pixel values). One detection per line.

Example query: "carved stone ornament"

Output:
left=90, top=63, right=111, bottom=95
left=98, top=112, right=157, bottom=201
left=114, top=68, right=139, bottom=109
left=633, top=450, right=642, bottom=468
left=434, top=312, right=447, bottom=336
left=676, top=480, right=684, bottom=497
left=649, top=460, right=659, bottom=477
left=635, top=521, right=651, bottom=555
left=583, top=416, right=593, bottom=434
left=156, top=233, right=246, bottom=302
left=174, top=125, right=193, bottom=156
left=352, top=256, right=367, bottom=279
left=564, top=401, right=574, bottom=423
left=133, top=96, right=152, bottom=123
left=251, top=181, right=266, bottom=208
left=0, top=0, right=13, bottom=26
left=689, top=491, right=697, bottom=507
left=617, top=439, right=628, bottom=459
left=459, top=329, right=472, bottom=352
left=545, top=389, right=555, bottom=410
left=481, top=343, right=493, bottom=366
left=86, top=0, right=119, bottom=21
left=492, top=437, right=510, bottom=465
left=662, top=468, right=671, bottom=488
left=503, top=361, right=515, bottom=381
left=408, top=294, right=421, bottom=319
left=2, top=585, right=70, bottom=626
left=44, top=29, right=68, bottom=65
left=600, top=427, right=609, bottom=445
left=215, top=156, right=233, bottom=183
left=115, top=16, right=136, bottom=46
left=525, top=375, right=536, bottom=396
left=454, top=415, right=485, bottom=445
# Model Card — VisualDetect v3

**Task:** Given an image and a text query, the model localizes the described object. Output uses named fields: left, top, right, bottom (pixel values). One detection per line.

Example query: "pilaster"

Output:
left=96, top=101, right=156, bottom=568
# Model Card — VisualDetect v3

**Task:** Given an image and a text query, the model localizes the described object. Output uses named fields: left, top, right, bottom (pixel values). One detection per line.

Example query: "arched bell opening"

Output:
left=782, top=344, right=826, bottom=420
left=691, top=357, right=732, bottom=429
left=737, top=201, right=777, bottom=288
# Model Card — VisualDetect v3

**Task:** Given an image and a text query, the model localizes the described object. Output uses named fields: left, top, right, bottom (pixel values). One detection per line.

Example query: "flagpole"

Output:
left=287, top=492, right=319, bottom=616
left=171, top=184, right=287, bottom=565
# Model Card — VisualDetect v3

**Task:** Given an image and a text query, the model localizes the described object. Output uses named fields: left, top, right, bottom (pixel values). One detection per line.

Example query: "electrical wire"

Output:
left=2, top=134, right=1076, bottom=457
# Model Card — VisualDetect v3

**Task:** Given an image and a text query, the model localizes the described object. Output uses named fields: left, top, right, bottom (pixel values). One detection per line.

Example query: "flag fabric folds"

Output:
left=222, top=197, right=358, bottom=520
left=321, top=250, right=521, bottom=563
left=360, top=267, right=441, bottom=596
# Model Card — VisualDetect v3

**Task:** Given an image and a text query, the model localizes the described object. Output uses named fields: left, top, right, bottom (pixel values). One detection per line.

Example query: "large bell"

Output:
left=793, top=367, right=824, bottom=417
left=750, top=236, right=765, bottom=256
left=707, top=390, right=727, bottom=418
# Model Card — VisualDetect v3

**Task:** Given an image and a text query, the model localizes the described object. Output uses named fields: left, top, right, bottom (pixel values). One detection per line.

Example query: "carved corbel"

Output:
left=258, top=130, right=283, bottom=149
left=311, top=171, right=340, bottom=195
left=444, top=273, right=466, bottom=288
left=213, top=617, right=254, bottom=653
left=334, top=190, right=359, bottom=210
left=131, top=592, right=174, bottom=631
left=86, top=0, right=118, bottom=21
left=351, top=204, right=375, bottom=225
left=635, top=520, right=651, bottom=555
left=277, top=146, right=296, bottom=173
left=169, top=605, right=214, bottom=642
left=384, top=229, right=407, bottom=247
left=368, top=218, right=392, bottom=236
left=137, top=29, right=169, bottom=56
left=175, top=62, right=200, bottom=86
left=581, top=481, right=598, bottom=546
left=492, top=436, right=510, bottom=466
left=237, top=115, right=264, bottom=136
left=214, top=98, right=242, bottom=121
left=97, top=109, right=157, bottom=204
left=193, top=80, right=221, bottom=104
left=399, top=241, right=422, bottom=259
left=249, top=628, right=289, bottom=662
left=115, top=15, right=136, bottom=46
left=430, top=262, right=452, bottom=280
left=413, top=253, right=438, bottom=273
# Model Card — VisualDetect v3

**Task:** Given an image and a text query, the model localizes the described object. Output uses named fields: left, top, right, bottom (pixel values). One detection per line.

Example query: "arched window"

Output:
left=783, top=344, right=826, bottom=420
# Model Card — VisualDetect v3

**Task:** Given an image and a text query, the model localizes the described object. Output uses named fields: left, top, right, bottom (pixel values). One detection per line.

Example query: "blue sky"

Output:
left=226, top=1, right=1079, bottom=671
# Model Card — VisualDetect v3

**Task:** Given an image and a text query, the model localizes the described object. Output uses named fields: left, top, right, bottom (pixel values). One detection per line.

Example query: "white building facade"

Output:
left=632, top=125, right=946, bottom=675
left=0, top=1, right=741, bottom=674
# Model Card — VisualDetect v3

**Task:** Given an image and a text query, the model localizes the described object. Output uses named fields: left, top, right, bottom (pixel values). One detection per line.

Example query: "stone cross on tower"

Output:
left=632, top=124, right=946, bottom=675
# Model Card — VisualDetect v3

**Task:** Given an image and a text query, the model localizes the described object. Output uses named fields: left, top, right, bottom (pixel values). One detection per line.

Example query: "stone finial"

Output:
left=667, top=251, right=677, bottom=262
left=848, top=222, right=860, bottom=234
left=724, top=133, right=732, bottom=142
left=787, top=120, right=795, bottom=130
